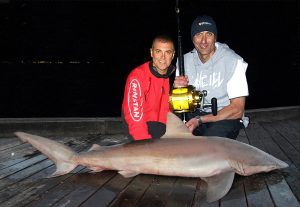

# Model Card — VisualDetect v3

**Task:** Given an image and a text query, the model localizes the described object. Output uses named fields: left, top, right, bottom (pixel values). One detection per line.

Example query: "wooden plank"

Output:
left=245, top=121, right=300, bottom=203
left=262, top=122, right=300, bottom=167
left=192, top=179, right=219, bottom=207
left=0, top=164, right=55, bottom=203
left=265, top=171, right=300, bottom=207
left=280, top=117, right=300, bottom=136
left=236, top=129, right=250, bottom=144
left=271, top=119, right=300, bottom=154
left=280, top=164, right=300, bottom=204
left=0, top=166, right=87, bottom=207
left=163, top=177, right=196, bottom=207
left=244, top=174, right=274, bottom=207
left=0, top=158, right=53, bottom=189
left=220, top=176, right=247, bottom=207
left=245, top=122, right=290, bottom=163
left=0, top=137, right=22, bottom=151
left=0, top=143, right=35, bottom=163
left=263, top=121, right=300, bottom=152
left=0, top=154, right=47, bottom=179
left=263, top=120, right=300, bottom=155
left=244, top=120, right=300, bottom=206
left=51, top=171, right=117, bottom=207
left=244, top=122, right=268, bottom=151
left=0, top=157, right=33, bottom=171
left=287, top=117, right=300, bottom=133
left=136, top=176, right=196, bottom=207
left=259, top=121, right=300, bottom=202
left=109, top=174, right=155, bottom=207
left=81, top=173, right=133, bottom=207
left=135, top=176, right=177, bottom=207
left=258, top=121, right=298, bottom=163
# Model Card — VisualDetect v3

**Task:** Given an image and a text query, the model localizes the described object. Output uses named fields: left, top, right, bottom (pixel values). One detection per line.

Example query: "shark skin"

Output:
left=14, top=112, right=288, bottom=202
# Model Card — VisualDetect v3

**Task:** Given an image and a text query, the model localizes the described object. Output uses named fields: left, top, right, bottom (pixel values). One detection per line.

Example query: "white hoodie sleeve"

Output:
left=227, top=59, right=249, bottom=99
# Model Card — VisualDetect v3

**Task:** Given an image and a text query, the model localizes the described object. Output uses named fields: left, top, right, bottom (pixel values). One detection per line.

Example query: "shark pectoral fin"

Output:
left=48, top=162, right=77, bottom=178
left=201, top=171, right=235, bottom=203
left=88, top=144, right=102, bottom=151
left=118, top=170, right=140, bottom=178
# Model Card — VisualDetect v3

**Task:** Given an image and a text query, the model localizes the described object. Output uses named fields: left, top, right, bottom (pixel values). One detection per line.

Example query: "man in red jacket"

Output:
left=122, top=35, right=175, bottom=140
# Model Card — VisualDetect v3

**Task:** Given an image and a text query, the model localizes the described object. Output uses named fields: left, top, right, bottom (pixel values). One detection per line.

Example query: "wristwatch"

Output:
left=195, top=115, right=203, bottom=125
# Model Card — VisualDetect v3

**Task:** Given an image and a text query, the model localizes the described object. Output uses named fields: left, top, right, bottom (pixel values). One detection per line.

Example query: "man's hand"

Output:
left=174, top=75, right=189, bottom=88
left=185, top=117, right=199, bottom=132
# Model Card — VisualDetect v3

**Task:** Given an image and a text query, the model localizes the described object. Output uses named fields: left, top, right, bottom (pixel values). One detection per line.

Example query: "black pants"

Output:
left=184, top=111, right=244, bottom=139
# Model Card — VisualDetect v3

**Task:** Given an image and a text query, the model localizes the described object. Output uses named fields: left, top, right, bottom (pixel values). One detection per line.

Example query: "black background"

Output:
left=0, top=0, right=298, bottom=117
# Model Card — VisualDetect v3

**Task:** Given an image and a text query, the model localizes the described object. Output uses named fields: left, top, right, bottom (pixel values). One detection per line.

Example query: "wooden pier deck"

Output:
left=0, top=107, right=300, bottom=207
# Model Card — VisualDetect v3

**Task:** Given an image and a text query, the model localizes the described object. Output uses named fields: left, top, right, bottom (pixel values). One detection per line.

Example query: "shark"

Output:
left=14, top=112, right=288, bottom=202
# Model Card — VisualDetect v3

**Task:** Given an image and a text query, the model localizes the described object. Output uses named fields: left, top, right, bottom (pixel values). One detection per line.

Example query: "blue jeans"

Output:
left=184, top=111, right=244, bottom=139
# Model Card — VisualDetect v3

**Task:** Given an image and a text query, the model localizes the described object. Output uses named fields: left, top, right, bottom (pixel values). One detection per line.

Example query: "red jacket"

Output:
left=122, top=61, right=174, bottom=140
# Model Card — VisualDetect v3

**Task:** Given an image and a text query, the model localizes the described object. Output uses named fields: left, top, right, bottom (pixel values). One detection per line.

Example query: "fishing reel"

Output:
left=169, top=85, right=218, bottom=115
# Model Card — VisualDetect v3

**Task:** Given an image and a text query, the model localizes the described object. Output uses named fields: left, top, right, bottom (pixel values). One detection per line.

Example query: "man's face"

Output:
left=150, top=40, right=175, bottom=75
left=192, top=31, right=216, bottom=62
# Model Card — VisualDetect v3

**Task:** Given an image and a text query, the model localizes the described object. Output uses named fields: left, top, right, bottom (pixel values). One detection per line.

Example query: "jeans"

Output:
left=184, top=111, right=245, bottom=139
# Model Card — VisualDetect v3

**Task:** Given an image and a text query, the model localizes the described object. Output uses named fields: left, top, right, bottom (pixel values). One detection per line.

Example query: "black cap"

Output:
left=191, top=15, right=217, bottom=39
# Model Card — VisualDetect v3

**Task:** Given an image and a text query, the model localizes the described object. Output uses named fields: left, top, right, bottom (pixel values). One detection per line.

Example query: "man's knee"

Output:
left=194, top=119, right=243, bottom=139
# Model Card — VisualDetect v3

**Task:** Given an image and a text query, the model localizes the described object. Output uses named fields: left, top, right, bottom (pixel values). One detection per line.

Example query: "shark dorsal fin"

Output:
left=88, top=144, right=102, bottom=151
left=161, top=112, right=194, bottom=138
left=118, top=170, right=140, bottom=178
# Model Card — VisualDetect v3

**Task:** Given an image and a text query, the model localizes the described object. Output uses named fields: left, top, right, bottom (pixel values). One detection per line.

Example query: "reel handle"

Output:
left=211, top=97, right=218, bottom=116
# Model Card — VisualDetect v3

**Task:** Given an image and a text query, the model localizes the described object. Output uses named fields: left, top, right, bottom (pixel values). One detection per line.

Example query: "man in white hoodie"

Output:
left=173, top=15, right=249, bottom=139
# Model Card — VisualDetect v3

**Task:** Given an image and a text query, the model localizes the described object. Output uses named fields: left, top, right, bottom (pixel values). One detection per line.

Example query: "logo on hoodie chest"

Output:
left=128, top=79, right=143, bottom=121
left=197, top=71, right=224, bottom=89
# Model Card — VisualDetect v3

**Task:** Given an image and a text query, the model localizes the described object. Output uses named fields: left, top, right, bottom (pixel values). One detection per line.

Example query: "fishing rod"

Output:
left=175, top=0, right=185, bottom=77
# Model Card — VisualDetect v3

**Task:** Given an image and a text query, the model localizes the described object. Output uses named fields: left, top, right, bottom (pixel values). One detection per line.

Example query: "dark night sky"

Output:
left=0, top=0, right=299, bottom=117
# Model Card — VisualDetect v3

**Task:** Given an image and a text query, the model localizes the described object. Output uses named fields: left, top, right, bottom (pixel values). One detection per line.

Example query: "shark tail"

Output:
left=14, top=132, right=78, bottom=177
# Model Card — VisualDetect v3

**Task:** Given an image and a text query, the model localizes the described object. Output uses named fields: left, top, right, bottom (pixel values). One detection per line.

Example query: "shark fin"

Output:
left=161, top=112, right=194, bottom=138
left=88, top=167, right=105, bottom=173
left=48, top=162, right=77, bottom=178
left=202, top=171, right=235, bottom=203
left=118, top=170, right=140, bottom=178
left=88, top=144, right=102, bottom=151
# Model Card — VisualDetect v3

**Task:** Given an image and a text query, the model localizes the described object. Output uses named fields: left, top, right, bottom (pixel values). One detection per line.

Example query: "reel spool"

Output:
left=169, top=85, right=204, bottom=113
left=169, top=85, right=218, bottom=115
